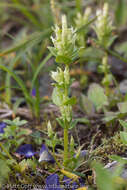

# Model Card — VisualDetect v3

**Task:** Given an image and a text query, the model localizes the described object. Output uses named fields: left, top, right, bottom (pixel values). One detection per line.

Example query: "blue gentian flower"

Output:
left=78, top=178, right=85, bottom=187
left=63, top=176, right=85, bottom=189
left=45, top=174, right=85, bottom=190
left=39, top=144, right=55, bottom=163
left=31, top=88, right=36, bottom=97
left=16, top=144, right=36, bottom=158
left=0, top=122, right=7, bottom=134
left=63, top=176, right=78, bottom=190
left=45, top=174, right=63, bottom=190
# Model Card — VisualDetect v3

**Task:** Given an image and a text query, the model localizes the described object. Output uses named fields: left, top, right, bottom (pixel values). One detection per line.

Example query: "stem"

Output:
left=63, top=65, right=71, bottom=167
left=63, top=126, right=69, bottom=167
left=5, top=55, right=20, bottom=106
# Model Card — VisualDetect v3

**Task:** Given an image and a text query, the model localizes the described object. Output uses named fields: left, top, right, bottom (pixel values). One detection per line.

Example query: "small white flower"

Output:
left=51, top=67, right=64, bottom=85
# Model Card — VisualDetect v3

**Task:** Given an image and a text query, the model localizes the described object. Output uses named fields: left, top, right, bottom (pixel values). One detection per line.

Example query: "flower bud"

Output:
left=51, top=66, right=70, bottom=86
left=47, top=121, right=54, bottom=138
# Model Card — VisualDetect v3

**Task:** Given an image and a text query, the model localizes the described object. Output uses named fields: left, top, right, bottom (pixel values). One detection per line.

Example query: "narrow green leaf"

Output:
left=13, top=98, right=25, bottom=114
left=31, top=53, right=52, bottom=89
left=76, top=118, right=90, bottom=124
left=0, top=3, right=41, bottom=28
left=56, top=55, right=71, bottom=64
left=0, top=64, right=32, bottom=104
left=110, top=155, right=127, bottom=164
left=63, top=97, right=77, bottom=106
left=0, top=29, right=51, bottom=56
left=56, top=118, right=65, bottom=128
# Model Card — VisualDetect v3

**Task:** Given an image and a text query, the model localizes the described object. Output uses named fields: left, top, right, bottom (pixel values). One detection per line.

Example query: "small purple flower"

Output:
left=39, top=144, right=55, bottom=163
left=45, top=174, right=63, bottom=190
left=0, top=122, right=7, bottom=134
left=63, top=176, right=78, bottom=190
left=16, top=144, right=36, bottom=158
left=31, top=88, right=36, bottom=97
left=78, top=178, right=85, bottom=187
left=80, top=150, right=88, bottom=157
left=45, top=174, right=85, bottom=190
left=63, top=176, right=85, bottom=190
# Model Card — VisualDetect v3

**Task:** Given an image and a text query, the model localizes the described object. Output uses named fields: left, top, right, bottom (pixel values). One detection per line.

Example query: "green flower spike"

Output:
left=93, top=3, right=115, bottom=48
left=74, top=7, right=91, bottom=47
left=49, top=15, right=78, bottom=64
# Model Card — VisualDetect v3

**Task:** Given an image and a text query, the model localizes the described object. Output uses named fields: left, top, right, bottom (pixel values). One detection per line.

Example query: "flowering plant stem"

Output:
left=63, top=125, right=69, bottom=166
left=49, top=15, right=78, bottom=168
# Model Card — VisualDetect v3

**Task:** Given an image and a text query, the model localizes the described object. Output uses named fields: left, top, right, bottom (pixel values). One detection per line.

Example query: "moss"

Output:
left=91, top=132, right=126, bottom=163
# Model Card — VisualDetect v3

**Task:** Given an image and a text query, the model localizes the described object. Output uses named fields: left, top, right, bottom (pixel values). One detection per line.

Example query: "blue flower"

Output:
left=63, top=176, right=78, bottom=190
left=63, top=176, right=85, bottom=189
left=78, top=178, right=85, bottom=187
left=45, top=174, right=85, bottom=190
left=39, top=144, right=55, bottom=163
left=45, top=174, right=63, bottom=190
left=31, top=88, right=36, bottom=97
left=0, top=122, right=7, bottom=134
left=16, top=144, right=36, bottom=158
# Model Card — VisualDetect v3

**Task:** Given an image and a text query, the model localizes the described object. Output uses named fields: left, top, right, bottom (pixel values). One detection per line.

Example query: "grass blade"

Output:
left=0, top=29, right=51, bottom=56
left=0, top=64, right=32, bottom=104
left=31, top=53, right=52, bottom=89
